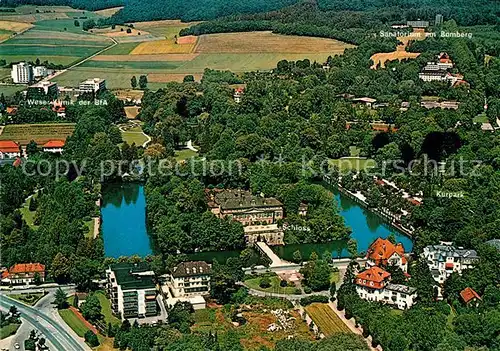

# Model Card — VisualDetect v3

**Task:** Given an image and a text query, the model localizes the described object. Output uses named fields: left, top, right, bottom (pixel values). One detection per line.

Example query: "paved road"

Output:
left=0, top=292, right=89, bottom=351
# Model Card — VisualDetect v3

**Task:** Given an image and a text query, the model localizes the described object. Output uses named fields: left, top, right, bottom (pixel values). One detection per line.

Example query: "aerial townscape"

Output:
left=0, top=0, right=499, bottom=351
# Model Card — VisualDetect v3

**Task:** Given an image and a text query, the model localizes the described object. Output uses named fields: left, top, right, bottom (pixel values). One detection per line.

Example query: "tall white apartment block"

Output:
left=11, top=62, right=33, bottom=84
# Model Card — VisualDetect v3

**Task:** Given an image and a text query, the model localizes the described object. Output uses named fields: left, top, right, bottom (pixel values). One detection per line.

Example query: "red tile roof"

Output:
left=445, top=262, right=454, bottom=269
left=0, top=140, right=20, bottom=153
left=460, top=287, right=481, bottom=304
left=9, top=263, right=45, bottom=274
left=356, top=266, right=391, bottom=289
left=43, top=140, right=65, bottom=148
left=366, top=237, right=407, bottom=266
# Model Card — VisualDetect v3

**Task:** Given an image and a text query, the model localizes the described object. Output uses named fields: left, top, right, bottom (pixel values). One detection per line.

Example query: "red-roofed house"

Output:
left=355, top=266, right=417, bottom=309
left=2, top=263, right=45, bottom=285
left=460, top=287, right=481, bottom=306
left=233, top=87, right=244, bottom=103
left=366, top=237, right=408, bottom=272
left=0, top=140, right=21, bottom=159
left=43, top=140, right=65, bottom=153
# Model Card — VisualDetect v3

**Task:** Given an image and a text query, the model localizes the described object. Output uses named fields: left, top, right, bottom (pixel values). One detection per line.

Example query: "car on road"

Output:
left=14, top=342, right=20, bottom=349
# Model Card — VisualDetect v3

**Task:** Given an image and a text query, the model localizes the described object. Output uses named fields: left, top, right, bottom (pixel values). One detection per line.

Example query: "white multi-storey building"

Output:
left=11, top=62, right=33, bottom=83
left=79, top=78, right=106, bottom=93
left=33, top=66, right=48, bottom=78
left=106, top=263, right=158, bottom=320
left=422, top=242, right=479, bottom=284
left=355, top=266, right=417, bottom=310
left=162, top=261, right=211, bottom=310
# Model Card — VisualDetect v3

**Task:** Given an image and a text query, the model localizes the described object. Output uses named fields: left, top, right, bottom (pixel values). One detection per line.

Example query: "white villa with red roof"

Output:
left=1, top=263, right=45, bottom=285
left=355, top=266, right=417, bottom=310
left=43, top=140, right=65, bottom=153
left=0, top=140, right=21, bottom=159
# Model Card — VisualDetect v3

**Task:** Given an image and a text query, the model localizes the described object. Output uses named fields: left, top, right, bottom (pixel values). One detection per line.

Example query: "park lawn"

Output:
left=95, top=291, right=121, bottom=327
left=304, top=303, right=351, bottom=336
left=121, top=129, right=149, bottom=146
left=8, top=292, right=45, bottom=306
left=0, top=85, right=27, bottom=97
left=20, top=203, right=38, bottom=229
left=174, top=148, right=198, bottom=161
left=84, top=219, right=94, bottom=238
left=244, top=276, right=297, bottom=295
left=0, top=123, right=75, bottom=146
left=473, top=113, right=489, bottom=123
left=330, top=271, right=340, bottom=284
left=59, top=309, right=90, bottom=337
left=0, top=323, right=20, bottom=339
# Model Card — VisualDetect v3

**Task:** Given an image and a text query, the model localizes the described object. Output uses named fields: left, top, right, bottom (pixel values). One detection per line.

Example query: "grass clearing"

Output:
left=95, top=291, right=121, bottom=327
left=0, top=85, right=27, bottom=97
left=134, top=20, right=198, bottom=39
left=93, top=6, right=124, bottom=17
left=20, top=203, right=38, bottom=229
left=244, top=275, right=297, bottom=295
left=305, top=303, right=351, bottom=336
left=8, top=292, right=45, bottom=306
left=59, top=309, right=90, bottom=337
left=0, top=123, right=75, bottom=146
left=175, top=148, right=198, bottom=161
left=0, top=323, right=20, bottom=339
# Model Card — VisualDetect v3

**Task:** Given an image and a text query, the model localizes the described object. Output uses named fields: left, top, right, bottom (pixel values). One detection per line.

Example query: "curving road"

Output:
left=0, top=294, right=88, bottom=351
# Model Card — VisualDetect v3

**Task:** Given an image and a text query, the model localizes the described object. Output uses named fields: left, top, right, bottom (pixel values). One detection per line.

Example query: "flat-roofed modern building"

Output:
left=79, top=78, right=106, bottom=93
left=11, top=62, right=33, bottom=84
left=106, top=262, right=157, bottom=320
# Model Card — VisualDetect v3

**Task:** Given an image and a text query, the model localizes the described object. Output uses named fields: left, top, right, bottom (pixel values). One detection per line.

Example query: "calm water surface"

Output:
left=101, top=183, right=152, bottom=258
left=101, top=183, right=413, bottom=259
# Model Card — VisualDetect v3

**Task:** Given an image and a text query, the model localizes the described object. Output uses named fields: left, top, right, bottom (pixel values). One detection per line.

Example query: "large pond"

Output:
left=271, top=189, right=413, bottom=260
left=101, top=183, right=413, bottom=260
left=101, top=183, right=153, bottom=258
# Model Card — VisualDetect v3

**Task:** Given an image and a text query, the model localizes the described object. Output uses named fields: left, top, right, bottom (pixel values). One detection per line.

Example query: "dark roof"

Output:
left=485, top=239, right=500, bottom=250
left=109, top=262, right=155, bottom=290
left=172, top=261, right=211, bottom=278
left=386, top=283, right=417, bottom=294
left=212, top=189, right=282, bottom=210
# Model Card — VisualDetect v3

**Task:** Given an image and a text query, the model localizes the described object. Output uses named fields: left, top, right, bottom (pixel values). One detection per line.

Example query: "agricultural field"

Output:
left=0, top=123, right=75, bottom=146
left=93, top=6, right=124, bottom=17
left=133, top=20, right=199, bottom=39
left=56, top=31, right=353, bottom=88
left=304, top=303, right=351, bottom=336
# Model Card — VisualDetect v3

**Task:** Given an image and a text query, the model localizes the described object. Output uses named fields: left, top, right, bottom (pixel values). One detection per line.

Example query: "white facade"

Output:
left=168, top=273, right=211, bottom=298
left=422, top=242, right=479, bottom=284
left=33, top=66, right=48, bottom=78
left=31, top=81, right=58, bottom=95
left=11, top=62, right=33, bottom=84
left=79, top=78, right=106, bottom=93
left=0, top=150, right=21, bottom=159
left=356, top=283, right=417, bottom=310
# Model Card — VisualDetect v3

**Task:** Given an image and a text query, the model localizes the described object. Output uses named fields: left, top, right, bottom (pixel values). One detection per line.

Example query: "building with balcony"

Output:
left=79, top=78, right=106, bottom=93
left=106, top=263, right=157, bottom=320
left=355, top=266, right=417, bottom=309
left=42, top=140, right=65, bottom=153
left=162, top=261, right=211, bottom=310
left=422, top=242, right=479, bottom=284
left=11, top=62, right=33, bottom=84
